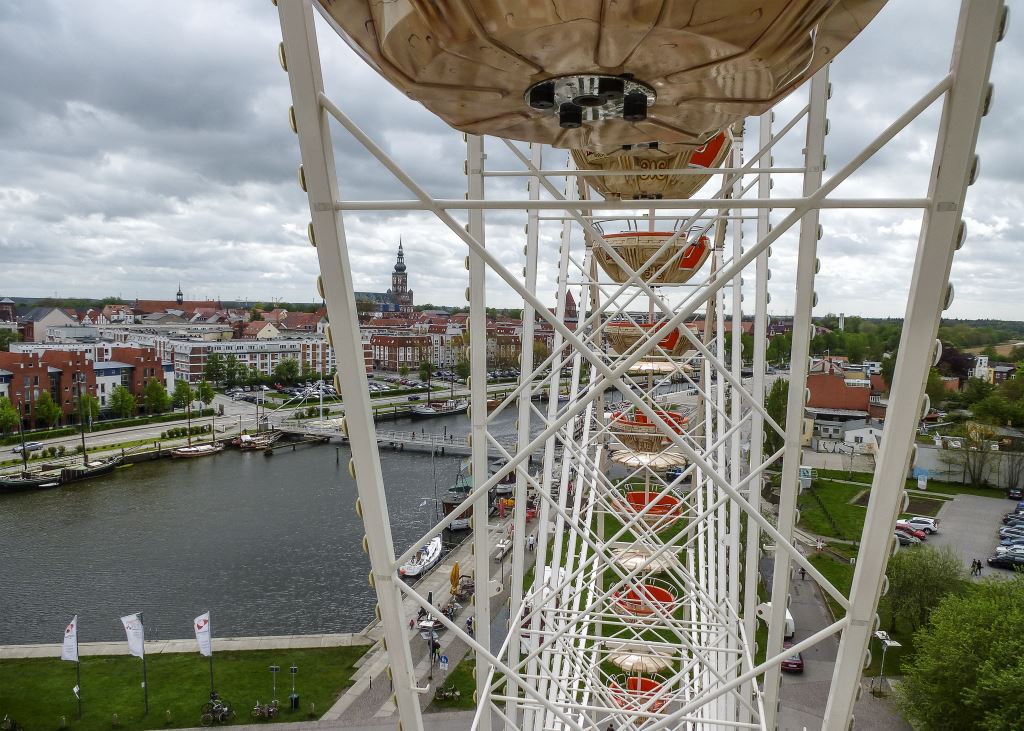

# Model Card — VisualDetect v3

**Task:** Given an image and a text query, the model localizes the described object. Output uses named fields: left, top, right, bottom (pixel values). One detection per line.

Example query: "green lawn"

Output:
left=429, top=658, right=476, bottom=711
left=809, top=551, right=915, bottom=677
left=798, top=480, right=867, bottom=540
left=815, top=469, right=873, bottom=484
left=0, top=646, right=367, bottom=731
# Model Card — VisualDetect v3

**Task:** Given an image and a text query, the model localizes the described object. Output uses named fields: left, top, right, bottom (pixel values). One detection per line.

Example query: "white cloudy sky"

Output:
left=0, top=1, right=1020, bottom=319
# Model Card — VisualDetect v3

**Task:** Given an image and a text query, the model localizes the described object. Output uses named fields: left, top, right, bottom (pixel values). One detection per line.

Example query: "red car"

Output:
left=781, top=643, right=804, bottom=673
left=895, top=522, right=927, bottom=541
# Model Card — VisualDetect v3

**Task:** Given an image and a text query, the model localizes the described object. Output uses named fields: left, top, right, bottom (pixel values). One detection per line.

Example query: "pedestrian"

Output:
left=799, top=566, right=806, bottom=581
left=409, top=617, right=415, bottom=630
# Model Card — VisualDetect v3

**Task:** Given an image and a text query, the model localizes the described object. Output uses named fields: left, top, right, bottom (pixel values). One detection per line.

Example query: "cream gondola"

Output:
left=572, top=131, right=731, bottom=200
left=314, top=1, right=886, bottom=150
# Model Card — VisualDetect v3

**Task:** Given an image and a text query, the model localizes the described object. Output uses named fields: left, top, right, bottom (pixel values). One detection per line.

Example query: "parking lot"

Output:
left=928, top=493, right=1021, bottom=576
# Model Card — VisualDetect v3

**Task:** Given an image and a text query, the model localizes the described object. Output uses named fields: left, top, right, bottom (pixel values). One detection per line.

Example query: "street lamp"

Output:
left=873, top=630, right=901, bottom=694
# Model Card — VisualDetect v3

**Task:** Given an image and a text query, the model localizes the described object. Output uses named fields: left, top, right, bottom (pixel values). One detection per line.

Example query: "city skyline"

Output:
left=0, top=1, right=1020, bottom=318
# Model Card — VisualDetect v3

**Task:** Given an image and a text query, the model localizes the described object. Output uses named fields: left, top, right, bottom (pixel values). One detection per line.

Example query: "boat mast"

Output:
left=77, top=372, right=87, bottom=466
left=16, top=401, right=28, bottom=472
left=186, top=399, right=192, bottom=447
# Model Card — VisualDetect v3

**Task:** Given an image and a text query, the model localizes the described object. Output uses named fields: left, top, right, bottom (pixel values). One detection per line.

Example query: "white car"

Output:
left=902, top=516, right=940, bottom=534
left=12, top=441, right=44, bottom=454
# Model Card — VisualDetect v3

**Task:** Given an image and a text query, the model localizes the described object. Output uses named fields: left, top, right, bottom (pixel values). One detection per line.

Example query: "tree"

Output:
left=143, top=378, right=170, bottom=415
left=895, top=575, right=1024, bottom=730
left=110, top=385, right=137, bottom=419
left=196, top=380, right=215, bottom=408
left=419, top=360, right=433, bottom=398
left=0, top=329, right=19, bottom=351
left=939, top=422, right=998, bottom=486
left=0, top=396, right=19, bottom=435
left=246, top=366, right=264, bottom=387
left=74, top=392, right=100, bottom=426
left=881, top=354, right=897, bottom=389
left=455, top=358, right=471, bottom=381
left=172, top=380, right=194, bottom=411
left=223, top=355, right=241, bottom=388
left=533, top=340, right=552, bottom=370
left=764, top=378, right=789, bottom=457
left=399, top=364, right=410, bottom=378
left=35, top=391, right=62, bottom=428
left=203, top=352, right=226, bottom=386
left=273, top=357, right=300, bottom=385
left=925, top=367, right=949, bottom=407
left=885, top=545, right=966, bottom=632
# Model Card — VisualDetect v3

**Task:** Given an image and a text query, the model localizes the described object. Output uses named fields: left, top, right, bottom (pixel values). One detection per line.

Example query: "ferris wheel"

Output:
left=272, top=1, right=1008, bottom=729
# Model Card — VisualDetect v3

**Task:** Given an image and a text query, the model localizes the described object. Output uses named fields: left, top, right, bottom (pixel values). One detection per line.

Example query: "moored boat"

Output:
left=234, top=432, right=282, bottom=451
left=399, top=536, right=443, bottom=578
left=410, top=399, right=469, bottom=418
left=0, top=471, right=62, bottom=493
left=60, top=457, right=121, bottom=484
left=171, top=443, right=225, bottom=459
left=441, top=490, right=472, bottom=531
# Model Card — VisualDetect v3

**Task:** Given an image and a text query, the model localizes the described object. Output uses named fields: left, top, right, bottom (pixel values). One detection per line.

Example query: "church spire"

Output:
left=176, top=282, right=183, bottom=305
left=394, top=239, right=407, bottom=273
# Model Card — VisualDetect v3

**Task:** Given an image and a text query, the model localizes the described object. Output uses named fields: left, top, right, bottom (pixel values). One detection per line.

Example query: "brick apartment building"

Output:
left=0, top=347, right=173, bottom=425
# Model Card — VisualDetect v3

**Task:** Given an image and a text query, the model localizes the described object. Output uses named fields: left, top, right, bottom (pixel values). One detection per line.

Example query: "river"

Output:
left=0, top=380, right=693, bottom=645
left=0, top=410, right=526, bottom=645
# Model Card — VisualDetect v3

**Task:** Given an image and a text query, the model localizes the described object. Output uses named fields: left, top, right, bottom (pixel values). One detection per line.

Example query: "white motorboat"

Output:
left=171, top=443, right=225, bottom=459
left=400, top=536, right=443, bottom=578
left=410, top=399, right=469, bottom=418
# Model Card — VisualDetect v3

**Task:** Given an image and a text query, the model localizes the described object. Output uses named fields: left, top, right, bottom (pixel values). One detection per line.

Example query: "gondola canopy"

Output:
left=315, top=0, right=885, bottom=150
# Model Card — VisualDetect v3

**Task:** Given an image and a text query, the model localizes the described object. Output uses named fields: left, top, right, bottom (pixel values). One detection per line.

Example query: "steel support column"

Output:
left=467, top=133, right=493, bottom=731
left=823, top=3, right=1005, bottom=727
left=274, top=2, right=423, bottom=729
left=762, top=67, right=829, bottom=730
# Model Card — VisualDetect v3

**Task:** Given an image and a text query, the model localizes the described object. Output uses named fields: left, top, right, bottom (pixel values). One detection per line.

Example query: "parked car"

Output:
left=987, top=553, right=1024, bottom=570
left=994, top=544, right=1024, bottom=556
left=895, top=531, right=920, bottom=547
left=902, top=516, right=940, bottom=534
left=12, top=441, right=44, bottom=454
left=998, top=526, right=1024, bottom=539
left=895, top=523, right=927, bottom=541
left=781, top=643, right=804, bottom=673
left=1006, top=485, right=1023, bottom=500
left=1002, top=513, right=1024, bottom=525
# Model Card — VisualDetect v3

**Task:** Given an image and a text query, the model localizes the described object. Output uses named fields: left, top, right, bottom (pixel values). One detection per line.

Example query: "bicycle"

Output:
left=435, top=685, right=461, bottom=701
left=200, top=700, right=235, bottom=726
left=250, top=699, right=280, bottom=721
left=1, top=716, right=24, bottom=731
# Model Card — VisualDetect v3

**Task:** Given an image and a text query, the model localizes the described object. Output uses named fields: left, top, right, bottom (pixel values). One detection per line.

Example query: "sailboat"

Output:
left=0, top=406, right=62, bottom=492
left=60, top=381, right=121, bottom=484
left=171, top=399, right=224, bottom=458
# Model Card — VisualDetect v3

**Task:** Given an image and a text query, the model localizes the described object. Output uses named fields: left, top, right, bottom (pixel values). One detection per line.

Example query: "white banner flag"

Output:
left=193, top=611, right=212, bottom=657
left=61, top=615, right=79, bottom=663
left=120, top=613, right=145, bottom=658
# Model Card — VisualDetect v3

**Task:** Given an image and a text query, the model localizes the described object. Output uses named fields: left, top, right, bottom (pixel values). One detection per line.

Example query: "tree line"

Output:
left=0, top=379, right=217, bottom=433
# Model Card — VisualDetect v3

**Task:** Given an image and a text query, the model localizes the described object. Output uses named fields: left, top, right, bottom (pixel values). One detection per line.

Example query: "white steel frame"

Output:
left=274, top=1, right=1007, bottom=729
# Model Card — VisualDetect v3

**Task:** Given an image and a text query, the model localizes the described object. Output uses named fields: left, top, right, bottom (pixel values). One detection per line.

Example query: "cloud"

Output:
left=0, top=0, right=1020, bottom=320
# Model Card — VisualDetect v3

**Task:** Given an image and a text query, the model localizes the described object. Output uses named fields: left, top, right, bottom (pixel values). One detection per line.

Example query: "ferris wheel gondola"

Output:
left=313, top=0, right=886, bottom=150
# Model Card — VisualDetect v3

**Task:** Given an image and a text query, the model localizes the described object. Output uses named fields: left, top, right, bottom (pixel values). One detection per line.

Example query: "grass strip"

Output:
left=0, top=646, right=367, bottom=731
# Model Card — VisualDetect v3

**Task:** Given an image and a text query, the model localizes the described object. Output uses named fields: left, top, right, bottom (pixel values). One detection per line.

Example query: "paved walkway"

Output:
left=0, top=633, right=370, bottom=660
left=324, top=516, right=518, bottom=725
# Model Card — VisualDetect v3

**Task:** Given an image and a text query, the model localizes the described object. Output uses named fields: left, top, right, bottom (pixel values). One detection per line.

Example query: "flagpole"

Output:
left=207, top=610, right=215, bottom=697
left=76, top=633, right=82, bottom=719
left=139, top=612, right=149, bottom=715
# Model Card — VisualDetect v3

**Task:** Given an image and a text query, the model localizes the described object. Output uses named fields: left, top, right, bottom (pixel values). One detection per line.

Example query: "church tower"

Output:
left=176, top=283, right=184, bottom=305
left=390, top=241, right=414, bottom=313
